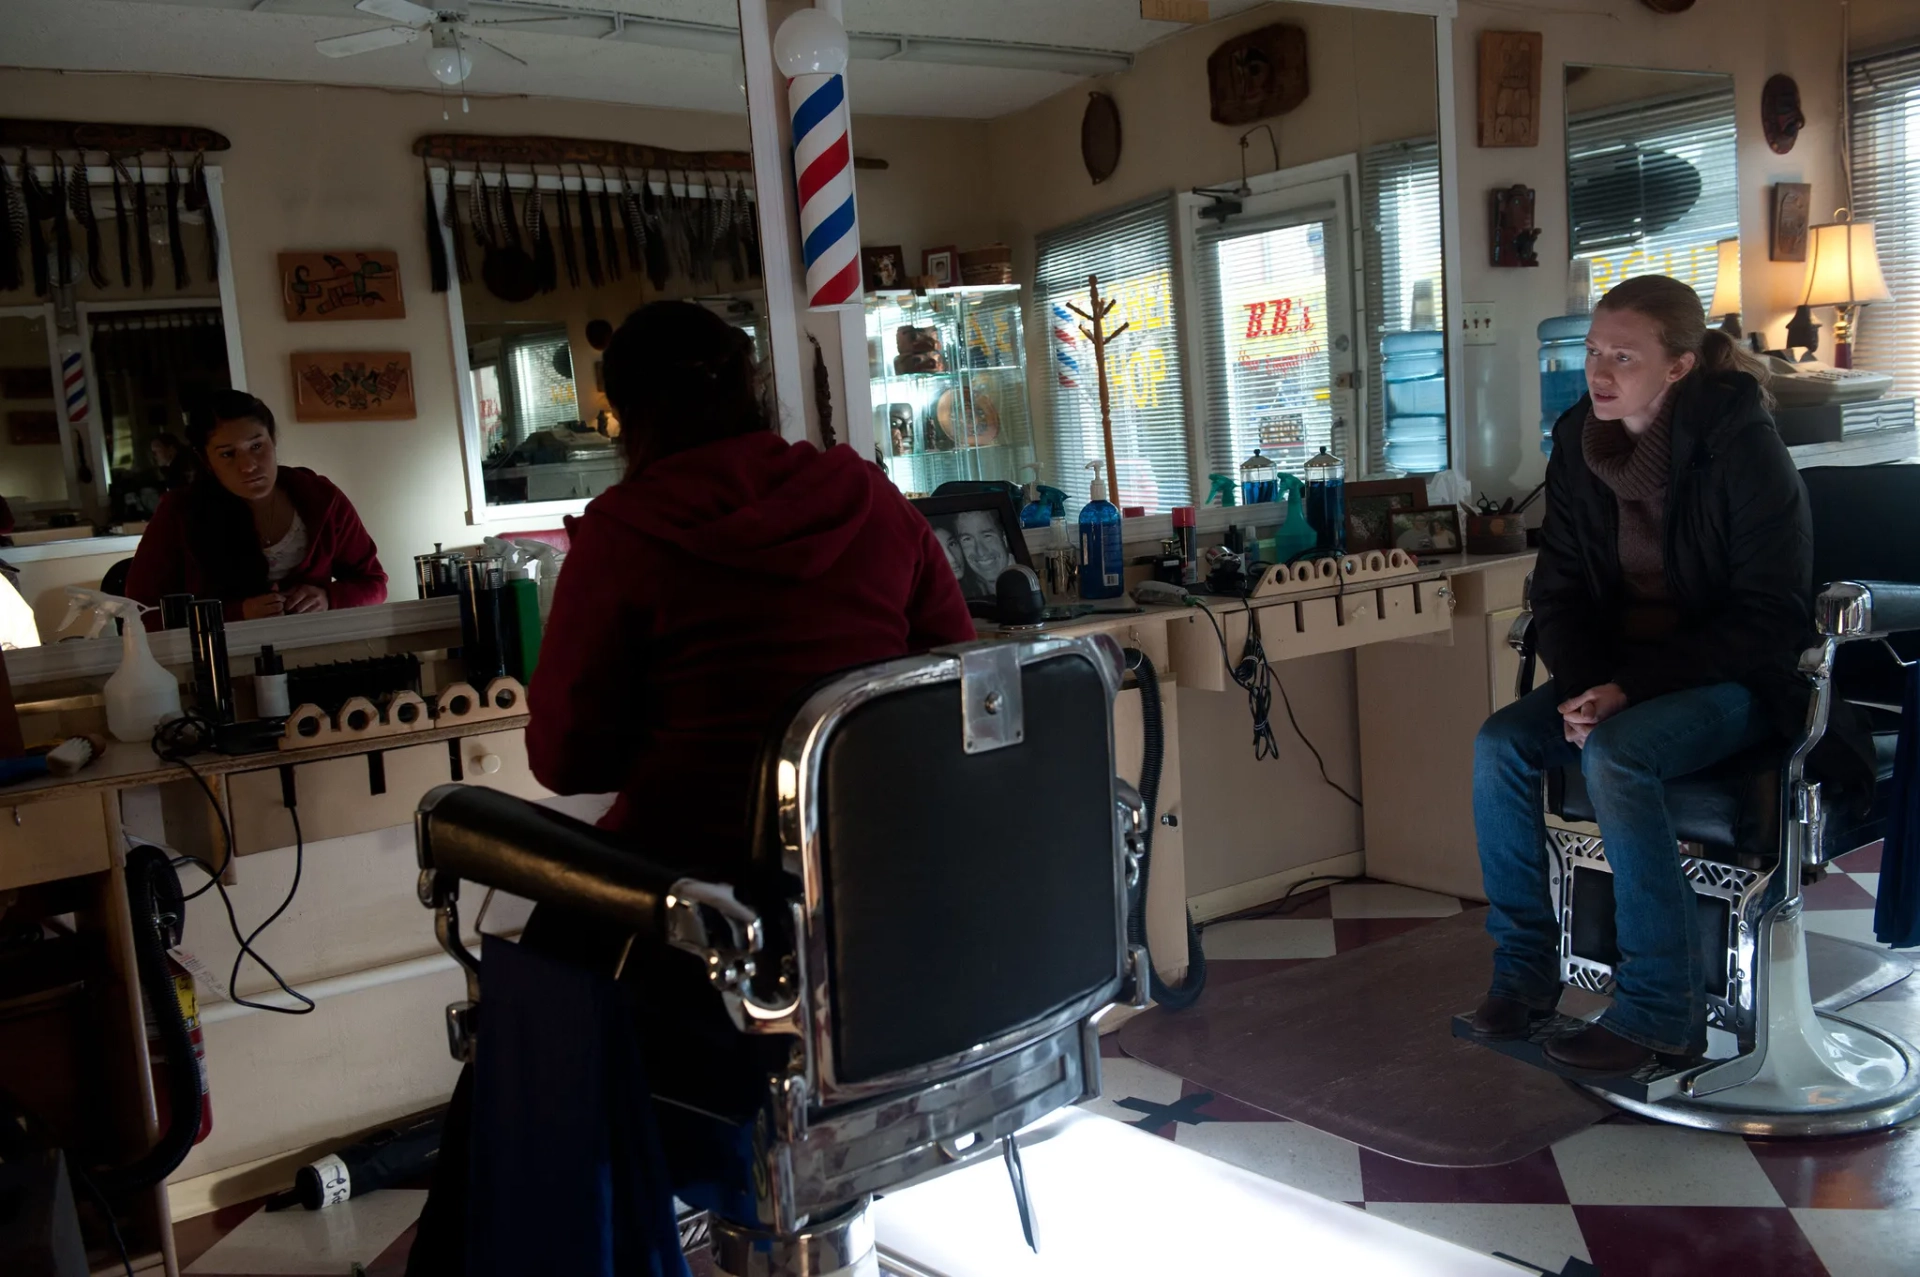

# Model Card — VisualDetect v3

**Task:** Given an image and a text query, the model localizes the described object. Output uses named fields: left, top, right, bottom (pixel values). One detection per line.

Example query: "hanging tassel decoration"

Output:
left=444, top=166, right=471, bottom=285
left=0, top=161, right=19, bottom=293
left=618, top=169, right=644, bottom=277
left=22, top=162, right=49, bottom=297
left=71, top=159, right=107, bottom=288
left=495, top=165, right=520, bottom=255
left=188, top=152, right=218, bottom=282
left=526, top=174, right=556, bottom=294
left=470, top=169, right=495, bottom=256
left=808, top=332, right=836, bottom=449
left=133, top=164, right=153, bottom=290
left=576, top=166, right=602, bottom=288
left=51, top=156, right=73, bottom=287
left=640, top=170, right=668, bottom=291
left=110, top=160, right=131, bottom=287
left=554, top=167, right=579, bottom=288
left=596, top=167, right=622, bottom=283
left=165, top=157, right=188, bottom=289
left=423, top=162, right=450, bottom=294
left=742, top=180, right=762, bottom=279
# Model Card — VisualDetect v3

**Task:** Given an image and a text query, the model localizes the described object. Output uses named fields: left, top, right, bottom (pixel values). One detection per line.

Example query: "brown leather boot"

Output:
left=1543, top=1023, right=1654, bottom=1077
left=1469, top=994, right=1552, bottom=1040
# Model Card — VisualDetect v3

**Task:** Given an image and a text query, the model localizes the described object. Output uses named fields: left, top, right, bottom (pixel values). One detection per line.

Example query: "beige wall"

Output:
left=0, top=69, right=1004, bottom=581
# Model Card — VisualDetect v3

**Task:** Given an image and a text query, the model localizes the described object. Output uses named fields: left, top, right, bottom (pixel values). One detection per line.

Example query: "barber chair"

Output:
left=414, top=635, right=1150, bottom=1274
left=1461, top=464, right=1919, bottom=1136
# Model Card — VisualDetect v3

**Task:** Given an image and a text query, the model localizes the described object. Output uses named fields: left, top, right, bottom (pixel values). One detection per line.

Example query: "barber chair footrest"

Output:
left=1450, top=1013, right=1693, bottom=1103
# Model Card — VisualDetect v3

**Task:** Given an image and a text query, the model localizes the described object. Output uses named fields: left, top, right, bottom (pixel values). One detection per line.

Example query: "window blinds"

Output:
left=1850, top=43, right=1920, bottom=398
left=1568, top=85, right=1738, bottom=306
left=1360, top=137, right=1445, bottom=475
left=1194, top=207, right=1337, bottom=481
left=1035, top=195, right=1189, bottom=515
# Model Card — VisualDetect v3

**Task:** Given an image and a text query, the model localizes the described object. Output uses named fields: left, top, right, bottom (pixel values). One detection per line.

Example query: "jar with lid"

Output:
left=1303, top=447, right=1346, bottom=556
left=1240, top=447, right=1278, bottom=506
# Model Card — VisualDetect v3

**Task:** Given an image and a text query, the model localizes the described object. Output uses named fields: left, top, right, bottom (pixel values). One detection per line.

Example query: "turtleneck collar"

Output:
left=1582, top=395, right=1674, bottom=503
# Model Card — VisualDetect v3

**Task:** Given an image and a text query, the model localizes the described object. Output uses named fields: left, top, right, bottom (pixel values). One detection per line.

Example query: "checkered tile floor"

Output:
left=173, top=845, right=1915, bottom=1277
left=1088, top=843, right=1920, bottom=1277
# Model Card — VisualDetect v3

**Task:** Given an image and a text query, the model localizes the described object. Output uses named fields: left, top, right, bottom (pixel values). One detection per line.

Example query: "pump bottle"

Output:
left=62, top=588, right=183, bottom=743
left=1078, top=461, right=1125, bottom=600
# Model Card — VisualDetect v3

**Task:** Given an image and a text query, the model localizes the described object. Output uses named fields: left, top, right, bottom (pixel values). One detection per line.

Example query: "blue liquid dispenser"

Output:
left=1078, top=460, right=1124, bottom=600
left=1303, top=447, right=1346, bottom=557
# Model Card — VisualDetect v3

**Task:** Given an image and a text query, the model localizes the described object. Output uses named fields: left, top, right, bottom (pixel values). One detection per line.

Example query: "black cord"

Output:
left=1199, top=872, right=1367, bottom=931
left=71, top=1158, right=135, bottom=1277
left=151, top=714, right=314, bottom=1015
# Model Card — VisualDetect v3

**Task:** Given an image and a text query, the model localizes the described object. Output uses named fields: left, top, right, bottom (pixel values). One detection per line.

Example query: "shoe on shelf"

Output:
left=1543, top=1023, right=1655, bottom=1077
left=1469, top=994, right=1553, bottom=1040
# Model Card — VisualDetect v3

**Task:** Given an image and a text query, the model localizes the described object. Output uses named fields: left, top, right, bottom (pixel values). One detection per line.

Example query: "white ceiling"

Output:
left=0, top=0, right=1274, bottom=119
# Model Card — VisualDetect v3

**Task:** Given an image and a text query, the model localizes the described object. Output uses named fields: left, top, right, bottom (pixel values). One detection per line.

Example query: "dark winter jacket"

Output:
left=1532, top=370, right=1814, bottom=739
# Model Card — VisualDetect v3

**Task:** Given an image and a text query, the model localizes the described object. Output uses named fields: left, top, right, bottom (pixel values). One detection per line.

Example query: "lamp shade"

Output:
left=1802, top=220, right=1893, bottom=308
left=1709, top=237, right=1741, bottom=317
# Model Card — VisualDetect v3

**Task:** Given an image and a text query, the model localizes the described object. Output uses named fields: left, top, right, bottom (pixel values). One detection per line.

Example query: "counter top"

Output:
left=0, top=711, right=529, bottom=809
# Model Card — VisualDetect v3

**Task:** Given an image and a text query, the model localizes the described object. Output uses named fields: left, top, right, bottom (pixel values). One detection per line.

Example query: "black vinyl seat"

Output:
left=1547, top=741, right=1785, bottom=865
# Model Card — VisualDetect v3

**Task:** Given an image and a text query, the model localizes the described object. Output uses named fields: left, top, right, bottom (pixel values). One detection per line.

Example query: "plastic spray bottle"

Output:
left=483, top=538, right=544, bottom=685
left=62, top=588, right=182, bottom=743
left=1018, top=465, right=1052, bottom=530
left=1078, top=460, right=1124, bottom=601
left=508, top=538, right=567, bottom=621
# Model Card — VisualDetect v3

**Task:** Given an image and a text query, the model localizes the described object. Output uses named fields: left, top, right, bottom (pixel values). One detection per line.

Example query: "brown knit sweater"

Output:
left=1582, top=399, right=1677, bottom=642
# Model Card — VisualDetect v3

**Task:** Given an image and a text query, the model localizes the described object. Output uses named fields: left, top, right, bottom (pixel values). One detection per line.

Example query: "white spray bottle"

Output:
left=509, top=538, right=567, bottom=620
left=62, top=588, right=183, bottom=743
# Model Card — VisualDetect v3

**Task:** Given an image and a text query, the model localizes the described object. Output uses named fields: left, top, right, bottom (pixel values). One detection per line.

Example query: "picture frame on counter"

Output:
left=1391, top=506, right=1463, bottom=554
left=911, top=489, right=1031, bottom=605
left=922, top=245, right=958, bottom=288
left=1343, top=479, right=1427, bottom=554
left=862, top=245, right=909, bottom=292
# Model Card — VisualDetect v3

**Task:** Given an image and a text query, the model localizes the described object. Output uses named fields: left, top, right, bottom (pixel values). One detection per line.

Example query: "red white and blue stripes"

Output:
left=790, top=72, right=861, bottom=309
left=60, top=340, right=89, bottom=431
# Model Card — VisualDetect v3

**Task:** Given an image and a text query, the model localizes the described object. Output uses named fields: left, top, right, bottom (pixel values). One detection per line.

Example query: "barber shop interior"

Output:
left=3, top=0, right=1920, bottom=1273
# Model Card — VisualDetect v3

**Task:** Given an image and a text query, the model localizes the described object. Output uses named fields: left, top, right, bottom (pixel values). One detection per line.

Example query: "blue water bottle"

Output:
left=1079, top=461, right=1124, bottom=600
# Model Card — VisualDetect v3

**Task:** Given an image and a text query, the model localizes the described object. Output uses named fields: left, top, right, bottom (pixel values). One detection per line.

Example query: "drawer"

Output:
left=452, top=729, right=549, bottom=802
left=0, top=793, right=111, bottom=890
left=228, top=742, right=454, bottom=855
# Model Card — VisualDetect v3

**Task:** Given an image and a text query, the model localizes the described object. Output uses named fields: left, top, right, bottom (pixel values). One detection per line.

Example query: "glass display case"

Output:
left=866, top=285, right=1034, bottom=496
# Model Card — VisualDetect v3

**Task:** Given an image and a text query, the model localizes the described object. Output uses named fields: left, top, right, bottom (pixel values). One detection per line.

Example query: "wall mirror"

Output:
left=1565, top=65, right=1738, bottom=308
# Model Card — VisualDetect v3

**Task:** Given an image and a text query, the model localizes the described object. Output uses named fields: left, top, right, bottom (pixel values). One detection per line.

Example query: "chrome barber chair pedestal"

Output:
left=1461, top=576, right=1920, bottom=1137
left=416, top=636, right=1150, bottom=1275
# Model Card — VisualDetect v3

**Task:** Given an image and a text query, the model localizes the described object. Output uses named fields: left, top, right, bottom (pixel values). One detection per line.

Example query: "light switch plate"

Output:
left=1463, top=303, right=1497, bottom=346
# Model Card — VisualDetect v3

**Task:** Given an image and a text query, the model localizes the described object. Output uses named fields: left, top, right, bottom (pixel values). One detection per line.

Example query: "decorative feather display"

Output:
left=809, top=332, right=836, bottom=449
left=640, top=170, right=668, bottom=290
left=188, top=152, right=218, bottom=282
left=24, top=161, right=51, bottom=296
left=741, top=180, right=762, bottom=279
left=164, top=158, right=188, bottom=289
left=133, top=165, right=153, bottom=290
left=0, top=162, right=20, bottom=293
left=554, top=169, right=579, bottom=287
left=495, top=167, right=520, bottom=253
left=618, top=169, right=644, bottom=277
left=469, top=170, right=495, bottom=251
left=424, top=163, right=449, bottom=293
left=526, top=179, right=556, bottom=294
left=444, top=168, right=470, bottom=285
left=576, top=167, right=602, bottom=288
left=110, top=160, right=131, bottom=287
left=71, top=160, right=106, bottom=288
left=51, top=156, right=73, bottom=287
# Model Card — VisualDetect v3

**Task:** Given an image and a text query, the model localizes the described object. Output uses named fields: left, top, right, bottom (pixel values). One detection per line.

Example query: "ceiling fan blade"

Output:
left=468, top=16, right=578, bottom=25
left=471, top=33, right=530, bottom=67
left=315, top=25, right=422, bottom=56
left=356, top=0, right=438, bottom=25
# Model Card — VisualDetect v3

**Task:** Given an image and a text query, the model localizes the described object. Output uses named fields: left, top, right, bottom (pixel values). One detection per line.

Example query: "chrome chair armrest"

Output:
left=1817, top=580, right=1920, bottom=641
left=1509, top=609, right=1538, bottom=699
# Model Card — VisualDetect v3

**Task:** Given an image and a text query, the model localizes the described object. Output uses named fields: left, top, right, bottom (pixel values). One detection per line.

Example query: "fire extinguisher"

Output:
left=145, top=953, right=213, bottom=1146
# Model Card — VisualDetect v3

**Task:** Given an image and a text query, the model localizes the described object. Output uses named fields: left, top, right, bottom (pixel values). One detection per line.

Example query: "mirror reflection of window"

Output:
left=91, top=307, right=231, bottom=524
left=1361, top=138, right=1446, bottom=474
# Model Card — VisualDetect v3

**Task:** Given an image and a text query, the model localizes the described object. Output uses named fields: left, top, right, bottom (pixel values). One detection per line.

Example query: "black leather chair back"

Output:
left=1803, top=465, right=1920, bottom=590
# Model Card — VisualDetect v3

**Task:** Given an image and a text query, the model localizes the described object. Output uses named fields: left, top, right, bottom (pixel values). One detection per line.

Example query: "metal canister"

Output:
left=187, top=598, right=233, bottom=725
left=414, top=545, right=464, bottom=599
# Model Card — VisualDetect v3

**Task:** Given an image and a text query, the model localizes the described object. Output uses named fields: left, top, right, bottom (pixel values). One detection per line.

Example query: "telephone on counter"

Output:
left=1764, top=356, right=1895, bottom=408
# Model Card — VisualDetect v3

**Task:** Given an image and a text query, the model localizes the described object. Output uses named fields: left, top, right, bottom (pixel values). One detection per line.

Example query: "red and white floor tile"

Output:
left=173, top=845, right=1915, bottom=1276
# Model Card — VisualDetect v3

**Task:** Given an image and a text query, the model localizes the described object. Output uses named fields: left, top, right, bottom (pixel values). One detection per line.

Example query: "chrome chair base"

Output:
left=712, top=1197, right=878, bottom=1277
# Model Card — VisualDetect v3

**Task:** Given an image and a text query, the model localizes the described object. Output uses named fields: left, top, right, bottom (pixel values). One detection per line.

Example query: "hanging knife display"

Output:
left=110, top=159, right=131, bottom=287
left=526, top=170, right=556, bottom=295
left=596, top=166, right=622, bottom=283
left=164, top=157, right=188, bottom=289
left=0, top=160, right=19, bottom=294
left=187, top=151, right=217, bottom=282
left=576, top=165, right=603, bottom=288
left=640, top=169, right=668, bottom=291
left=133, top=163, right=152, bottom=290
left=554, top=165, right=579, bottom=288
left=51, top=155, right=74, bottom=287
left=618, top=168, right=644, bottom=278
left=69, top=157, right=106, bottom=288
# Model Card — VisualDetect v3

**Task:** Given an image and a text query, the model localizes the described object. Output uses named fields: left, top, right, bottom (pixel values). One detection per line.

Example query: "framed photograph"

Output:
left=1390, top=505, right=1463, bottom=555
left=279, top=250, right=405, bottom=321
left=862, top=245, right=909, bottom=293
left=912, top=490, right=1033, bottom=605
left=290, top=350, right=416, bottom=422
left=922, top=245, right=959, bottom=288
left=1344, top=479, right=1427, bottom=554
left=1771, top=182, right=1812, bottom=263
left=0, top=366, right=54, bottom=400
left=6, top=409, right=59, bottom=446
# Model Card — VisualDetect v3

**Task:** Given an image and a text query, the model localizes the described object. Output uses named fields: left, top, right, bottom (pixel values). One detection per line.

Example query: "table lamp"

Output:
left=1708, top=238, right=1741, bottom=337
left=1794, top=215, right=1892, bottom=368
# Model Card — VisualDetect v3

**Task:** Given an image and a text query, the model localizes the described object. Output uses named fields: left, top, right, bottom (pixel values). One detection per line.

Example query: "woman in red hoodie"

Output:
left=125, top=390, right=387, bottom=621
left=528, top=301, right=975, bottom=878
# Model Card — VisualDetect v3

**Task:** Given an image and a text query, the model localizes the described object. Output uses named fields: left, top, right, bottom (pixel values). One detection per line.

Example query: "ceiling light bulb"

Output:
left=773, top=8, right=849, bottom=76
left=427, top=43, right=472, bottom=86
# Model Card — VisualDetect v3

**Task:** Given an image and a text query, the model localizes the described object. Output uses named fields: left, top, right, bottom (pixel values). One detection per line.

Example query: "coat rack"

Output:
left=1065, top=275, right=1129, bottom=498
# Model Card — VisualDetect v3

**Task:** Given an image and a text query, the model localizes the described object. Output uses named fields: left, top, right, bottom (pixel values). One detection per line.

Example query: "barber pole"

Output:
left=789, top=72, right=861, bottom=309
left=59, top=339, right=89, bottom=432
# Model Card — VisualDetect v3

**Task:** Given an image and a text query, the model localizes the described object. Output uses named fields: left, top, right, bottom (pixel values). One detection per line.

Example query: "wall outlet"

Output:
left=1463, top=303, right=1498, bottom=346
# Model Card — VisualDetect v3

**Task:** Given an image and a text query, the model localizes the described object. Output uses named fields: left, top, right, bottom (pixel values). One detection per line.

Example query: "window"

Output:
left=1851, top=43, right=1920, bottom=397
left=1361, top=138, right=1445, bottom=475
left=1568, top=83, right=1738, bottom=305
left=1035, top=195, right=1187, bottom=515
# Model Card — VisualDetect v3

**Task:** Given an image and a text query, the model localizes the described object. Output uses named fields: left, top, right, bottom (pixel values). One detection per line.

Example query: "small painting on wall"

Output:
left=1477, top=31, right=1543, bottom=147
left=6, top=410, right=60, bottom=446
left=280, top=251, right=406, bottom=322
left=1771, top=182, right=1812, bottom=263
left=0, top=367, right=55, bottom=400
left=290, top=351, right=416, bottom=422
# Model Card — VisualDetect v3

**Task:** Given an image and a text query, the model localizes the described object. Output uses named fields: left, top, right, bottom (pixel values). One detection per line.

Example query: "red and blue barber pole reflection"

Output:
left=790, top=72, right=861, bottom=308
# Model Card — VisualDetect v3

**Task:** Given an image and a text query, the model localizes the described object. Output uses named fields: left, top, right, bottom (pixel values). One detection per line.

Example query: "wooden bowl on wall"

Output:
left=1640, top=0, right=1696, bottom=12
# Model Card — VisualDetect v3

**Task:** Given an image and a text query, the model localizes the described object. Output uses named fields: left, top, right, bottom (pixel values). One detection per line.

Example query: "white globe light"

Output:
left=773, top=8, right=848, bottom=76
left=427, top=44, right=472, bottom=86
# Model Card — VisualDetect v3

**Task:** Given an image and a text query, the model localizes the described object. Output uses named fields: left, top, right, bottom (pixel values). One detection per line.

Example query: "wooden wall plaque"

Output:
left=290, top=352, right=416, bottom=422
left=1206, top=24, right=1309, bottom=127
left=280, top=251, right=405, bottom=322
left=1478, top=31, right=1543, bottom=148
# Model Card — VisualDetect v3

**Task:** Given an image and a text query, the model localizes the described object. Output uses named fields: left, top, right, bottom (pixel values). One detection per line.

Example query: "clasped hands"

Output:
left=1558, top=683, right=1628, bottom=748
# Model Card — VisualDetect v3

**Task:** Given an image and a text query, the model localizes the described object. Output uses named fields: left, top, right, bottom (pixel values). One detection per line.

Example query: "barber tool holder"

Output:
left=1249, top=549, right=1421, bottom=599
left=278, top=680, right=523, bottom=750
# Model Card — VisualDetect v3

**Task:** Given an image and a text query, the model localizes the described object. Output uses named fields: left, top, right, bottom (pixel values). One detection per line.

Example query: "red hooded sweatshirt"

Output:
left=527, top=432, right=975, bottom=877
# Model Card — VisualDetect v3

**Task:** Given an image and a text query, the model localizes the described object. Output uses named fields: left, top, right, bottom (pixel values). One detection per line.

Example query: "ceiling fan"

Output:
left=315, top=0, right=555, bottom=82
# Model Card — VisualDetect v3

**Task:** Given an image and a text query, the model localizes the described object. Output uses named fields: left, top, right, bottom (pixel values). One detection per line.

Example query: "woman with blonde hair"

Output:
left=1468, top=274, right=1809, bottom=1076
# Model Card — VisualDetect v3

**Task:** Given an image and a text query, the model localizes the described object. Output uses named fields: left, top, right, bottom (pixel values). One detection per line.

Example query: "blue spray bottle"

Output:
left=1078, top=460, right=1124, bottom=600
left=1018, top=464, right=1052, bottom=530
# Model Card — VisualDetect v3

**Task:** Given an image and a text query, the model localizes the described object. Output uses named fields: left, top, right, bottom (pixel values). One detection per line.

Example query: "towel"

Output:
left=1877, top=658, right=1919, bottom=949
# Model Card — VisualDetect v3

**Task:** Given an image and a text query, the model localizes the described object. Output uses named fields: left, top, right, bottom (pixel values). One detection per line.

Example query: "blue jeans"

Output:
left=1473, top=682, right=1768, bottom=1054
